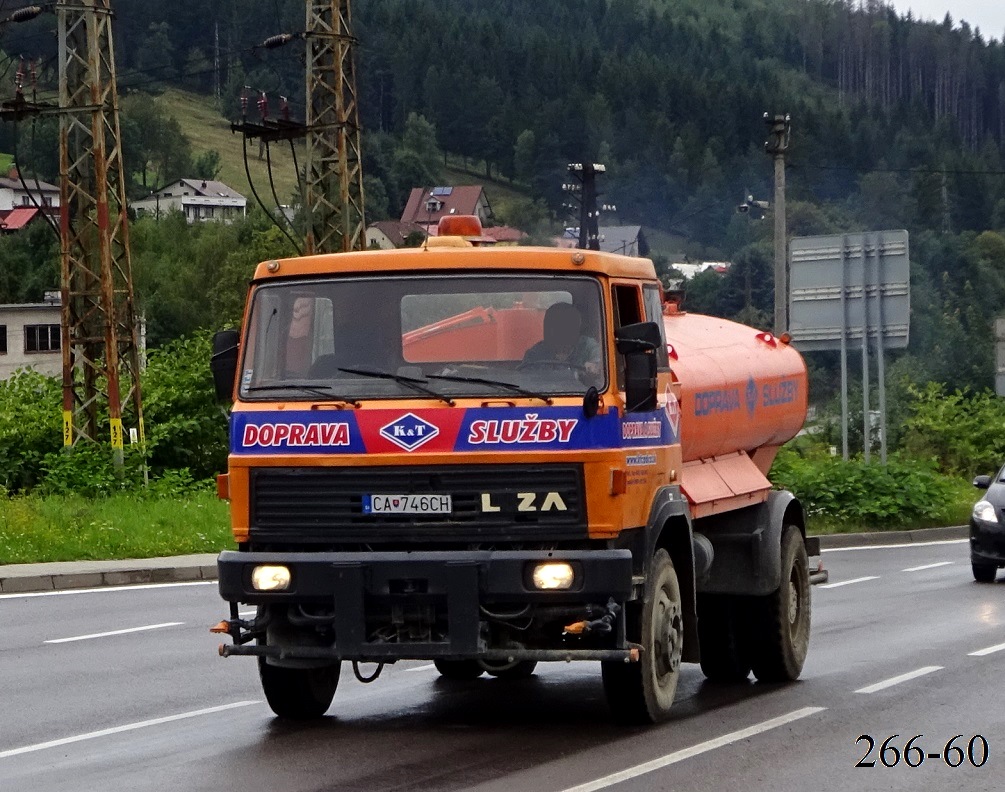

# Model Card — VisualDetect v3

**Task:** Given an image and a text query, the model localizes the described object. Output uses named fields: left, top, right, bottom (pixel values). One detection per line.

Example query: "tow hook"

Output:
left=563, top=598, right=621, bottom=635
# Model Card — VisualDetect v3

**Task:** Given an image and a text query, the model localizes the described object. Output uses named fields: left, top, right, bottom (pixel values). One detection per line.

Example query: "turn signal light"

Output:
left=251, top=565, right=291, bottom=591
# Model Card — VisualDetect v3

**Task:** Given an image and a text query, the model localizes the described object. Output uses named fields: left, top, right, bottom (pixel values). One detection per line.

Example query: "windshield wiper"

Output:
left=427, top=373, right=553, bottom=405
left=337, top=367, right=455, bottom=406
left=246, top=383, right=360, bottom=405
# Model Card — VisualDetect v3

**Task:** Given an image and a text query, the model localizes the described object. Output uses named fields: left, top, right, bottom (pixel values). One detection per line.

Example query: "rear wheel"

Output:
left=747, top=526, right=811, bottom=683
left=697, top=594, right=751, bottom=683
left=972, top=561, right=998, bottom=583
left=433, top=659, right=484, bottom=680
left=602, top=550, right=683, bottom=723
left=482, top=660, right=538, bottom=679
left=258, top=658, right=340, bottom=719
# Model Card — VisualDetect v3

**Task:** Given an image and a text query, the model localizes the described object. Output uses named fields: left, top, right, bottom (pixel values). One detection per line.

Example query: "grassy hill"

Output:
left=154, top=88, right=302, bottom=206
left=154, top=88, right=530, bottom=222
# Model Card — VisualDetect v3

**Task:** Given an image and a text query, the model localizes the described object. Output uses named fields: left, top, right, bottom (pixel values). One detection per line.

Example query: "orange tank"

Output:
left=664, top=310, right=807, bottom=473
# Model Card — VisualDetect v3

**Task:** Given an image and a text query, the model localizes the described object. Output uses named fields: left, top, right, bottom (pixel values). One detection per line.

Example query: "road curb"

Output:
left=0, top=525, right=971, bottom=595
left=0, top=553, right=218, bottom=595
left=813, top=524, right=968, bottom=549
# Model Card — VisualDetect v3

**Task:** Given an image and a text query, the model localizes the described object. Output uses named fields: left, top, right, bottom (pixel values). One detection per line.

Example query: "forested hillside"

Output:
left=1, top=0, right=1005, bottom=398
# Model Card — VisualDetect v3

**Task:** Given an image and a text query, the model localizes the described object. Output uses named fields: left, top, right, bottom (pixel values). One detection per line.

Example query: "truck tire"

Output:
left=972, top=561, right=998, bottom=583
left=697, top=594, right=751, bottom=683
left=258, top=658, right=339, bottom=719
left=602, top=549, right=683, bottom=723
left=433, top=659, right=484, bottom=680
left=482, top=660, right=538, bottom=679
left=747, top=526, right=810, bottom=683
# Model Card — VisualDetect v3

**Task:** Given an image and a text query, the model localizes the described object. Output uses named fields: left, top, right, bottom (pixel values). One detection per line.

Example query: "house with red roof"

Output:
left=366, top=220, right=427, bottom=249
left=400, top=186, right=492, bottom=233
left=0, top=206, right=46, bottom=233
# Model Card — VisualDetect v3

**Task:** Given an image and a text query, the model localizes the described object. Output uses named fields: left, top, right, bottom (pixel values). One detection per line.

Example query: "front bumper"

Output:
left=970, top=518, right=1005, bottom=565
left=217, top=549, right=634, bottom=661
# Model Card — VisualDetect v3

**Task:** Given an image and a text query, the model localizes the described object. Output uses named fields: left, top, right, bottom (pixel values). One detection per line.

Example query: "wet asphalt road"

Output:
left=1, top=538, right=1003, bottom=792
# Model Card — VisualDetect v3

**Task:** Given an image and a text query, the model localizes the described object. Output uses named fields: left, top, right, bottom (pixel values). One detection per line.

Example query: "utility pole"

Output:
left=563, top=162, right=605, bottom=251
left=304, top=0, right=366, bottom=253
left=214, top=21, right=221, bottom=103
left=764, top=113, right=791, bottom=335
left=1, top=0, right=143, bottom=466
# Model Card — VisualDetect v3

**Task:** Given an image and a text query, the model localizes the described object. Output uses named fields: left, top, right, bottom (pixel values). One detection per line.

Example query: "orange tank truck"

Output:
left=209, top=216, right=812, bottom=724
left=663, top=308, right=808, bottom=518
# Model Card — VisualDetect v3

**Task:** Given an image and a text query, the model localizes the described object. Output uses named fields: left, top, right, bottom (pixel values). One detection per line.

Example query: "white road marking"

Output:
left=0, top=581, right=214, bottom=600
left=405, top=663, right=437, bottom=672
left=855, top=666, right=942, bottom=694
left=969, top=642, right=1005, bottom=657
left=557, top=707, right=826, bottom=792
left=818, top=576, right=879, bottom=589
left=45, top=622, right=184, bottom=644
left=901, top=561, right=953, bottom=572
left=822, top=538, right=967, bottom=553
left=0, top=701, right=260, bottom=760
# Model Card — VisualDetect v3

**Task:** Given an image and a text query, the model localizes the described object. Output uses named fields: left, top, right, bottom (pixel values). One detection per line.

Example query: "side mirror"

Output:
left=615, top=322, right=660, bottom=413
left=973, top=475, right=992, bottom=490
left=211, top=329, right=240, bottom=403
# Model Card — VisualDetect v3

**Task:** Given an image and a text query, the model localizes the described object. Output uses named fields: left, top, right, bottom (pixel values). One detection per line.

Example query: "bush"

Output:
left=141, top=331, right=229, bottom=481
left=898, top=383, right=1005, bottom=477
left=771, top=446, right=963, bottom=529
left=0, top=332, right=228, bottom=496
left=0, top=369, right=62, bottom=492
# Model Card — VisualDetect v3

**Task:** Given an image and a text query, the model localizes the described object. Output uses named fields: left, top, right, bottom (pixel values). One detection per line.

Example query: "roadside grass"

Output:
left=0, top=491, right=233, bottom=565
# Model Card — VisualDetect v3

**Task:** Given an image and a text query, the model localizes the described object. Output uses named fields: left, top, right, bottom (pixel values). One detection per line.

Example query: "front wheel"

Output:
left=602, top=549, right=684, bottom=723
left=433, top=659, right=484, bottom=680
left=482, top=660, right=538, bottom=679
left=258, top=658, right=340, bottom=719
left=972, top=561, right=998, bottom=583
left=747, top=526, right=811, bottom=683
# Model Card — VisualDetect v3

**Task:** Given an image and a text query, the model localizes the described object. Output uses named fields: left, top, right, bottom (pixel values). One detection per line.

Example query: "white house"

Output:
left=0, top=171, right=60, bottom=213
left=132, top=179, right=247, bottom=223
left=0, top=298, right=62, bottom=379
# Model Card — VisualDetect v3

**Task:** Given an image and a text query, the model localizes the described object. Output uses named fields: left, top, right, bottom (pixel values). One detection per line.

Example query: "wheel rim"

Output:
left=654, top=586, right=683, bottom=680
left=787, top=561, right=807, bottom=642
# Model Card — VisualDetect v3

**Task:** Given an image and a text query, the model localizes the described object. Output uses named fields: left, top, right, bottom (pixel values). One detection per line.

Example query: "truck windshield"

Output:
left=239, top=273, right=607, bottom=401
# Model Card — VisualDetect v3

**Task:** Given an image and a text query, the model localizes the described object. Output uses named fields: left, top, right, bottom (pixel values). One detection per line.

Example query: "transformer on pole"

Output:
left=58, top=0, right=143, bottom=464
left=304, top=0, right=366, bottom=254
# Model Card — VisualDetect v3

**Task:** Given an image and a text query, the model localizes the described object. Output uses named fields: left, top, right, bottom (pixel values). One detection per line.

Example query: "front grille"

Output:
left=250, top=464, right=586, bottom=543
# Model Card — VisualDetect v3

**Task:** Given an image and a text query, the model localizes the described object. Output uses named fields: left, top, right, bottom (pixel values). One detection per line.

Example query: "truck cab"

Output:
left=211, top=218, right=811, bottom=723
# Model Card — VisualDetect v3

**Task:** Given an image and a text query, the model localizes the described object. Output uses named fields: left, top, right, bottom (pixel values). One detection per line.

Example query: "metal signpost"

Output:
left=789, top=231, right=910, bottom=464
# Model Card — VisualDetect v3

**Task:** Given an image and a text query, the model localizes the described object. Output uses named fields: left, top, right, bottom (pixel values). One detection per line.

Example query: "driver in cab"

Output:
left=521, top=301, right=602, bottom=379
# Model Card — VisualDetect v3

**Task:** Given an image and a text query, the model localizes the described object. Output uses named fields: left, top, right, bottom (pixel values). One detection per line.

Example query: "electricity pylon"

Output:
left=58, top=0, right=143, bottom=463
left=303, top=0, right=366, bottom=253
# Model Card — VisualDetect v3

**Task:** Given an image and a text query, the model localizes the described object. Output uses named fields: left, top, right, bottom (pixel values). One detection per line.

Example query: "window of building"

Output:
left=24, top=324, right=60, bottom=353
left=21, top=195, right=31, bottom=206
left=0, top=325, right=7, bottom=354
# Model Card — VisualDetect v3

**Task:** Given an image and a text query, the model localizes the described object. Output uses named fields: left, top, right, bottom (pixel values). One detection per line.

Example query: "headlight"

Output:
left=532, top=562, right=575, bottom=590
left=973, top=501, right=998, bottom=523
left=251, top=565, right=291, bottom=591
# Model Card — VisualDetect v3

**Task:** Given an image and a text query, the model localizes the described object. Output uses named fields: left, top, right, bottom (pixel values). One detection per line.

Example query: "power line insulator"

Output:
left=261, top=33, right=297, bottom=49
left=9, top=6, right=45, bottom=23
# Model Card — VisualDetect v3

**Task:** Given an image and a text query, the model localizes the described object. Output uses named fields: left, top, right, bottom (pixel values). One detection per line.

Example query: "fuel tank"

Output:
left=664, top=311, right=808, bottom=464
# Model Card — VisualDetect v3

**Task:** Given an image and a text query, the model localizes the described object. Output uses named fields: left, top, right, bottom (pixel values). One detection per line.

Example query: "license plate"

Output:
left=362, top=494, right=452, bottom=515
